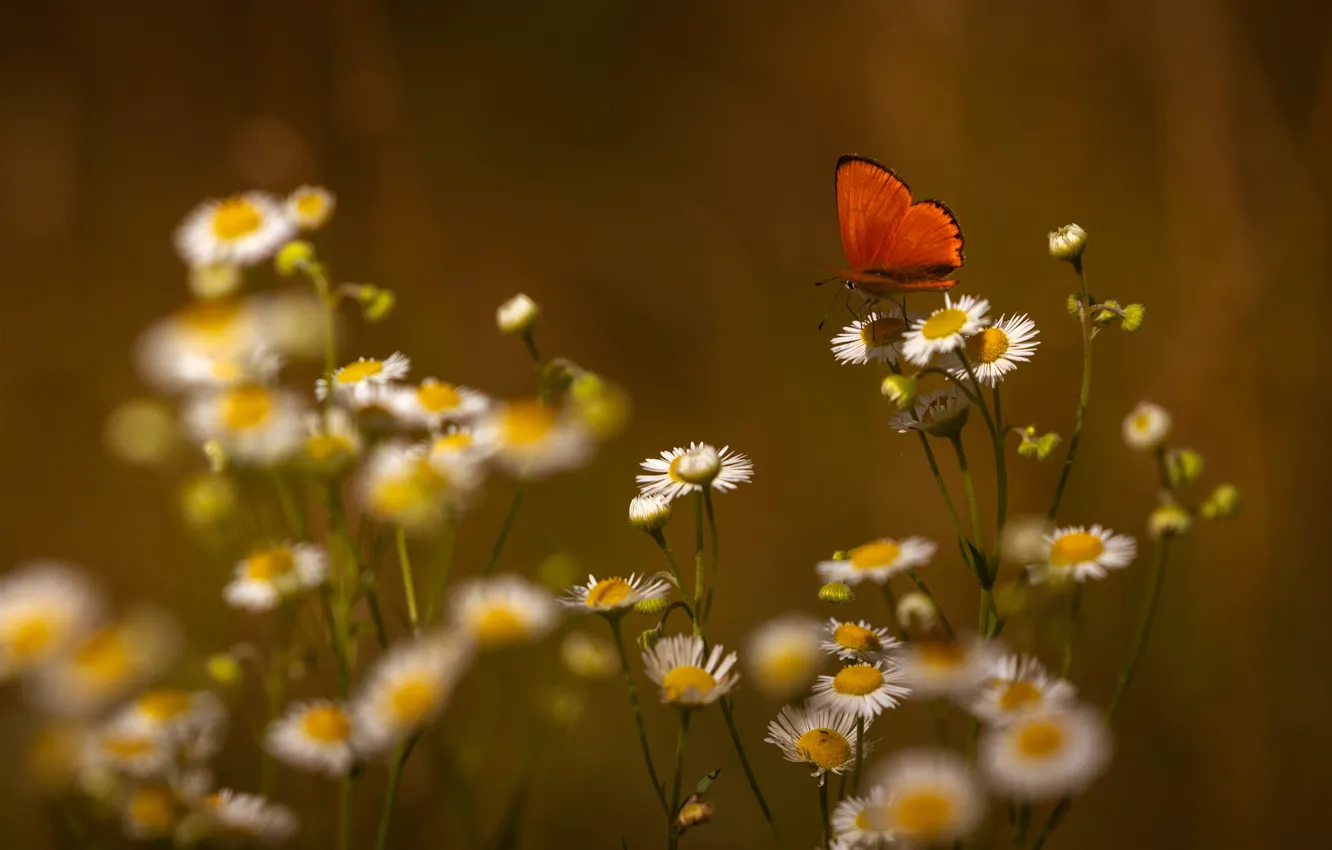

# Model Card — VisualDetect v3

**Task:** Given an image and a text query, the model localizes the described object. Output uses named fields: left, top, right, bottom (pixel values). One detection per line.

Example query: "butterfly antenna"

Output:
left=816, top=285, right=846, bottom=330
left=813, top=275, right=839, bottom=288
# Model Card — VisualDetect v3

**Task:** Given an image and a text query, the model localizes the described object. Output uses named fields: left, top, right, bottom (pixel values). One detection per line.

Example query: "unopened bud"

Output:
left=1018, top=433, right=1039, bottom=459
left=818, top=582, right=854, bottom=604
left=180, top=474, right=238, bottom=530
left=497, top=293, right=539, bottom=336
left=1048, top=223, right=1088, bottom=261
left=1066, top=294, right=1081, bottom=317
left=361, top=288, right=396, bottom=322
left=560, top=632, right=618, bottom=680
left=1200, top=483, right=1240, bottom=519
left=880, top=374, right=918, bottom=411
left=274, top=240, right=316, bottom=277
left=1094, top=300, right=1122, bottom=326
left=637, top=629, right=662, bottom=652
left=105, top=398, right=177, bottom=466
left=1035, top=432, right=1062, bottom=460
left=1148, top=502, right=1192, bottom=539
left=895, top=591, right=937, bottom=632
left=1120, top=303, right=1145, bottom=333
left=189, top=262, right=242, bottom=298
left=634, top=596, right=671, bottom=616
left=206, top=652, right=242, bottom=686
left=1166, top=448, right=1205, bottom=488
left=675, top=795, right=714, bottom=834
left=629, top=495, right=673, bottom=533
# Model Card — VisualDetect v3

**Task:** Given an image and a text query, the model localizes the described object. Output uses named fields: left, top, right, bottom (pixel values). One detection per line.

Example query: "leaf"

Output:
left=694, top=768, right=721, bottom=795
left=956, top=537, right=989, bottom=585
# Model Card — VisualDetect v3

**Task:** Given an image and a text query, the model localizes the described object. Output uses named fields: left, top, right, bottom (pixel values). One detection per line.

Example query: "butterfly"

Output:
left=833, top=154, right=965, bottom=298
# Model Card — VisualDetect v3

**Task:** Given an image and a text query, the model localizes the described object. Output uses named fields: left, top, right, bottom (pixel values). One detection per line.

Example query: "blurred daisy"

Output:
left=175, top=192, right=294, bottom=267
left=389, top=379, right=488, bottom=431
left=224, top=543, right=327, bottom=612
left=201, top=789, right=299, bottom=844
left=115, top=689, right=227, bottom=760
left=34, top=608, right=179, bottom=717
left=1122, top=402, right=1171, bottom=451
left=135, top=297, right=264, bottom=384
left=560, top=631, right=619, bottom=681
left=185, top=383, right=306, bottom=466
left=120, top=784, right=180, bottom=840
left=142, top=345, right=283, bottom=396
left=868, top=750, right=985, bottom=845
left=266, top=700, right=355, bottom=777
left=562, top=573, right=669, bottom=615
left=428, top=426, right=495, bottom=469
left=1028, top=525, right=1137, bottom=584
left=942, top=314, right=1039, bottom=386
left=816, top=537, right=936, bottom=587
left=284, top=186, right=335, bottom=231
left=745, top=616, right=824, bottom=701
left=301, top=407, right=362, bottom=474
left=351, top=633, right=472, bottom=755
left=971, top=654, right=1076, bottom=726
left=642, top=634, right=739, bottom=709
left=450, top=576, right=560, bottom=651
left=891, top=388, right=971, bottom=438
left=765, top=703, right=861, bottom=782
left=636, top=442, right=753, bottom=501
left=831, top=787, right=895, bottom=848
left=822, top=618, right=899, bottom=662
left=0, top=562, right=102, bottom=680
left=902, top=294, right=991, bottom=366
left=474, top=398, right=594, bottom=479
left=979, top=705, right=1111, bottom=800
left=315, top=353, right=411, bottom=405
left=831, top=307, right=911, bottom=366
left=811, top=661, right=910, bottom=720
left=359, top=441, right=478, bottom=531
left=252, top=291, right=329, bottom=361
left=898, top=637, right=997, bottom=701
left=80, top=719, right=173, bottom=779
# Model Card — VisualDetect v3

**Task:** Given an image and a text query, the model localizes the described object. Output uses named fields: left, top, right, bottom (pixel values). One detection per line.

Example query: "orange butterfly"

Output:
left=834, top=154, right=964, bottom=297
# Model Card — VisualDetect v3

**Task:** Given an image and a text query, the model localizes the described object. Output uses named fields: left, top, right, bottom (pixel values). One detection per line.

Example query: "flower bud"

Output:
left=1048, top=223, right=1088, bottom=261
left=206, top=652, right=242, bottom=686
left=1148, top=502, right=1192, bottom=539
left=818, top=581, right=854, bottom=604
left=675, top=795, right=714, bottom=834
left=629, top=494, right=673, bottom=533
left=637, top=629, right=662, bottom=652
left=1035, top=432, right=1062, bottom=460
left=1166, top=448, right=1204, bottom=488
left=497, top=293, right=539, bottom=336
left=880, top=374, right=918, bottom=411
left=189, top=262, right=242, bottom=298
left=1094, top=300, right=1122, bottom=326
left=1120, top=303, right=1145, bottom=333
left=275, top=240, right=316, bottom=277
left=1201, top=483, right=1240, bottom=519
left=895, top=591, right=937, bottom=633
left=572, top=373, right=631, bottom=439
left=634, top=596, right=671, bottom=616
left=203, top=439, right=227, bottom=473
left=360, top=287, right=396, bottom=322
left=1017, top=436, right=1039, bottom=459
left=992, top=582, right=1029, bottom=619
left=180, top=473, right=238, bottom=530
left=1122, top=402, right=1171, bottom=452
left=1066, top=294, right=1081, bottom=316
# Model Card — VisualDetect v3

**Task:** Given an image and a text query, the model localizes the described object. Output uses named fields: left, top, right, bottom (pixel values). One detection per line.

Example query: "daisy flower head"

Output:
left=766, top=703, right=861, bottom=782
left=284, top=185, right=335, bottom=231
left=979, top=705, right=1111, bottom=800
left=812, top=660, right=910, bottom=720
left=175, top=192, right=295, bottom=268
left=80, top=717, right=174, bottom=780
left=315, top=352, right=411, bottom=406
left=891, top=388, right=971, bottom=438
left=642, top=634, right=740, bottom=709
left=141, top=343, right=283, bottom=396
left=184, top=383, right=306, bottom=466
left=941, top=314, right=1039, bottom=386
left=1122, top=401, right=1172, bottom=451
left=831, top=305, right=912, bottom=366
left=135, top=297, right=264, bottom=386
left=745, top=615, right=824, bottom=701
left=266, top=699, right=355, bottom=777
left=450, top=575, right=561, bottom=651
left=867, top=749, right=985, bottom=845
left=563, top=573, right=669, bottom=615
left=389, top=378, right=489, bottom=431
left=902, top=293, right=991, bottom=367
left=120, top=783, right=182, bottom=840
left=351, top=632, right=472, bottom=756
left=114, top=689, right=228, bottom=760
left=300, top=406, right=362, bottom=475
left=1028, top=524, right=1137, bottom=584
left=34, top=608, right=180, bottom=718
left=359, top=440, right=479, bottom=532
left=428, top=425, right=495, bottom=468
left=636, top=442, right=753, bottom=501
left=0, top=562, right=102, bottom=681
left=200, top=789, right=299, bottom=845
left=971, top=654, right=1076, bottom=726
left=897, top=637, right=998, bottom=701
left=473, top=398, right=594, bottom=479
left=816, top=537, right=937, bottom=587
left=831, top=787, right=896, bottom=849
left=822, top=618, right=900, bottom=662
left=223, top=543, right=327, bottom=612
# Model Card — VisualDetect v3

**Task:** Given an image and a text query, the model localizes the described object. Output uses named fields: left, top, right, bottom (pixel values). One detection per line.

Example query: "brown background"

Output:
left=1, top=1, right=1328, bottom=848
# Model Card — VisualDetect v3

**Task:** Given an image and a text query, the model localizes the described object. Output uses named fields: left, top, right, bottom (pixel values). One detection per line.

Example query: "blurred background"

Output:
left=1, top=0, right=1327, bottom=847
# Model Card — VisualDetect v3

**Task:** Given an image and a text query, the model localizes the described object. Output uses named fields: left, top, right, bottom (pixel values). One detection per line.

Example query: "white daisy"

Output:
left=1122, top=402, right=1171, bottom=451
left=175, top=192, right=295, bottom=267
left=315, top=353, right=412, bottom=405
left=642, top=634, right=740, bottom=709
left=1028, top=524, right=1137, bottom=584
left=636, top=442, right=753, bottom=501
left=351, top=632, right=472, bottom=756
left=971, top=654, right=1076, bottom=725
left=223, top=543, right=327, bottom=612
left=200, top=789, right=299, bottom=844
left=867, top=749, right=985, bottom=845
left=745, top=615, right=825, bottom=701
left=300, top=407, right=362, bottom=474
left=0, top=562, right=102, bottom=681
left=821, top=618, right=900, bottom=662
left=426, top=425, right=494, bottom=467
left=359, top=441, right=479, bottom=532
left=979, top=705, right=1111, bottom=800
left=831, top=306, right=913, bottom=366
left=897, top=637, right=997, bottom=701
left=941, top=314, right=1039, bottom=386
left=449, top=576, right=561, bottom=651
left=120, top=783, right=181, bottom=840
left=34, top=608, right=180, bottom=718
left=80, top=718, right=174, bottom=779
left=142, top=344, right=283, bottom=396
left=266, top=699, right=356, bottom=777
left=890, top=388, right=971, bottom=438
left=902, top=294, right=991, bottom=367
left=284, top=185, right=335, bottom=231
left=135, top=297, right=265, bottom=386
left=562, top=573, right=670, bottom=614
left=389, top=378, right=489, bottom=431
left=816, top=537, right=937, bottom=587
left=114, top=689, right=228, bottom=760
left=765, top=703, right=861, bottom=782
left=184, top=383, right=306, bottom=466
left=811, top=661, right=910, bottom=720
left=473, top=398, right=594, bottom=479
left=831, top=788, right=896, bottom=849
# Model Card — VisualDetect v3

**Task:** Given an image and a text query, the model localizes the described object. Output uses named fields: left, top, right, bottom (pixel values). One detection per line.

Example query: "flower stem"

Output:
left=907, top=569, right=955, bottom=639
left=1106, top=538, right=1174, bottom=721
left=819, top=778, right=831, bottom=846
left=1029, top=797, right=1072, bottom=850
left=702, top=490, right=720, bottom=625
left=668, top=712, right=692, bottom=848
left=853, top=717, right=865, bottom=794
left=425, top=510, right=455, bottom=625
left=693, top=493, right=705, bottom=637
left=610, top=617, right=669, bottom=817
left=1047, top=258, right=1094, bottom=523
left=720, top=697, right=781, bottom=842
left=916, top=433, right=968, bottom=548
left=650, top=532, right=694, bottom=622
left=482, top=481, right=527, bottom=576
left=880, top=581, right=906, bottom=640
left=375, top=736, right=419, bottom=850
left=949, top=435, right=985, bottom=555
left=395, top=526, right=419, bottom=634
left=1058, top=586, right=1083, bottom=678
left=337, top=776, right=353, bottom=850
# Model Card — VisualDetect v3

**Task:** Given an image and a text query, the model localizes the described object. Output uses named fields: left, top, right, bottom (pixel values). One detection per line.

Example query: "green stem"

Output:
left=1058, top=586, right=1083, bottom=678
left=650, top=532, right=694, bottom=622
left=669, top=712, right=692, bottom=847
left=950, top=435, right=985, bottom=555
left=819, top=778, right=831, bottom=846
left=930, top=700, right=951, bottom=748
left=693, top=493, right=704, bottom=637
left=1047, top=258, right=1094, bottom=523
left=853, top=717, right=865, bottom=794
left=907, top=569, right=955, bottom=639
left=702, top=490, right=720, bottom=625
left=483, top=482, right=527, bottom=576
left=1029, top=797, right=1072, bottom=850
left=270, top=472, right=305, bottom=540
left=880, top=581, right=906, bottom=640
left=338, top=776, right=353, bottom=850
left=426, top=510, right=456, bottom=625
left=990, top=385, right=1009, bottom=584
left=610, top=617, right=670, bottom=817
left=1012, top=804, right=1032, bottom=847
left=1106, top=538, right=1174, bottom=722
left=396, top=526, right=419, bottom=633
left=260, top=605, right=294, bottom=796
left=375, top=736, right=419, bottom=850
left=916, top=432, right=969, bottom=547
left=720, top=698, right=780, bottom=841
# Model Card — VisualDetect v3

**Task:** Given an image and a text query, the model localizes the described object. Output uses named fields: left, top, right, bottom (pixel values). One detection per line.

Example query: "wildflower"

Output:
left=80, top=714, right=176, bottom=780
left=200, top=789, right=299, bottom=844
left=765, top=703, right=861, bottom=781
left=1122, top=402, right=1171, bottom=451
left=811, top=661, right=910, bottom=720
left=831, top=788, right=895, bottom=847
left=1047, top=223, right=1088, bottom=261
left=175, top=192, right=295, bottom=267
left=895, top=592, right=938, bottom=634
left=636, top=442, right=753, bottom=501
left=865, top=750, right=985, bottom=845
left=497, top=293, right=540, bottom=336
left=301, top=407, right=362, bottom=475
left=745, top=616, right=824, bottom=701
left=642, top=634, right=739, bottom=709
left=143, top=342, right=284, bottom=397
left=135, top=297, right=263, bottom=383
left=627, top=495, right=672, bottom=536
left=284, top=186, right=335, bottom=231
left=0, top=563, right=102, bottom=681
left=821, top=618, right=899, bottom=662
left=450, top=576, right=560, bottom=650
left=253, top=291, right=329, bottom=360
left=184, top=383, right=305, bottom=466
left=818, top=581, right=854, bottom=603
left=978, top=705, right=1111, bottom=800
left=315, top=353, right=411, bottom=405
left=815, top=537, right=936, bottom=586
left=266, top=700, right=356, bottom=777
left=942, top=314, right=1039, bottom=386
left=351, top=633, right=472, bottom=755
left=115, top=689, right=228, bottom=760
left=223, top=543, right=327, bottom=612
left=831, top=306, right=912, bottom=365
left=1028, top=524, right=1137, bottom=584
left=389, top=378, right=488, bottom=431
left=1201, top=483, right=1240, bottom=519
left=560, top=632, right=619, bottom=681
left=880, top=373, right=918, bottom=411
left=427, top=426, right=494, bottom=470
left=897, top=637, right=997, bottom=701
left=562, top=574, right=669, bottom=615
left=902, top=294, right=991, bottom=366
left=34, top=609, right=179, bottom=717
left=360, top=441, right=478, bottom=531
left=474, top=398, right=594, bottom=479
left=970, top=654, right=1076, bottom=725
left=891, top=387, right=971, bottom=438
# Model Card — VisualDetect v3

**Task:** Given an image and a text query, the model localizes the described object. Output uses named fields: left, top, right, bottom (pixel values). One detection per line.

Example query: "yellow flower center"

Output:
left=832, top=664, right=884, bottom=696
left=917, top=641, right=966, bottom=670
left=210, top=198, right=264, bottom=241
left=128, top=788, right=174, bottom=832
left=370, top=461, right=448, bottom=517
left=337, top=360, right=384, bottom=383
left=433, top=432, right=474, bottom=453
left=416, top=382, right=462, bottom=413
left=834, top=622, right=882, bottom=654
left=848, top=541, right=901, bottom=570
left=245, top=548, right=294, bottom=581
left=179, top=297, right=243, bottom=336
left=795, top=727, right=852, bottom=769
left=998, top=680, right=1043, bottom=712
left=921, top=308, right=968, bottom=340
left=473, top=606, right=528, bottom=647
left=222, top=385, right=274, bottom=431
left=307, top=434, right=354, bottom=462
left=584, top=577, right=633, bottom=608
left=137, top=689, right=192, bottom=721
left=301, top=705, right=351, bottom=743
left=73, top=629, right=132, bottom=684
left=295, top=193, right=326, bottom=218
left=9, top=614, right=57, bottom=661
left=102, top=735, right=156, bottom=759
left=1015, top=720, right=1065, bottom=759
left=388, top=677, right=437, bottom=725
left=860, top=316, right=907, bottom=347
left=964, top=327, right=1010, bottom=364
left=500, top=400, right=557, bottom=446
left=1049, top=532, right=1104, bottom=566
left=1132, top=412, right=1152, bottom=431
left=663, top=665, right=717, bottom=702
left=892, top=789, right=954, bottom=837
left=760, top=648, right=812, bottom=687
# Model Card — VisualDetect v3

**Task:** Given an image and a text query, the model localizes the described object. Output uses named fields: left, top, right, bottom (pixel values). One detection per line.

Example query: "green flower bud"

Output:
left=1201, top=483, right=1240, bottom=519
left=818, top=581, right=854, bottom=604
left=1148, top=503, right=1192, bottom=539
left=1166, top=448, right=1205, bottom=488
left=1094, top=299, right=1122, bottom=326
left=1036, top=432, right=1062, bottom=460
left=1120, top=303, right=1146, bottom=333
left=275, top=240, right=316, bottom=277
left=880, top=374, right=918, bottom=411
left=634, top=596, right=671, bottom=616
left=637, top=629, right=662, bottom=652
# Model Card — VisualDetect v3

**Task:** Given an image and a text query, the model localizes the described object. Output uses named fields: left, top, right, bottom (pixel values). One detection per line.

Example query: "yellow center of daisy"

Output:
left=307, top=434, right=354, bottom=462
left=760, top=648, right=812, bottom=687
left=892, top=789, right=954, bottom=837
left=964, top=327, right=1010, bottom=364
left=295, top=193, right=326, bottom=218
left=861, top=316, right=907, bottom=347
left=500, top=400, right=557, bottom=446
left=301, top=705, right=351, bottom=743
left=584, top=577, right=633, bottom=608
left=834, top=622, right=882, bottom=654
left=102, top=735, right=156, bottom=759
left=998, top=680, right=1043, bottom=712
left=210, top=198, right=264, bottom=241
left=222, top=385, right=274, bottom=431
left=1132, top=412, right=1151, bottom=431
left=832, top=664, right=883, bottom=696
left=921, top=308, right=968, bottom=340
left=433, top=432, right=473, bottom=453
left=9, top=614, right=58, bottom=661
left=917, top=641, right=966, bottom=669
left=848, top=541, right=901, bottom=570
left=180, top=297, right=243, bottom=336
left=128, top=788, right=174, bottom=832
left=137, top=689, right=191, bottom=721
left=73, top=629, right=132, bottom=684
left=370, top=462, right=449, bottom=517
left=473, top=606, right=528, bottom=647
left=388, top=677, right=437, bottom=725
left=416, top=382, right=462, bottom=413
left=795, top=727, right=852, bottom=769
left=337, top=360, right=384, bottom=384
left=245, top=548, right=294, bottom=581
left=1049, top=532, right=1104, bottom=566
left=663, top=665, right=717, bottom=702
left=1015, top=720, right=1065, bottom=759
